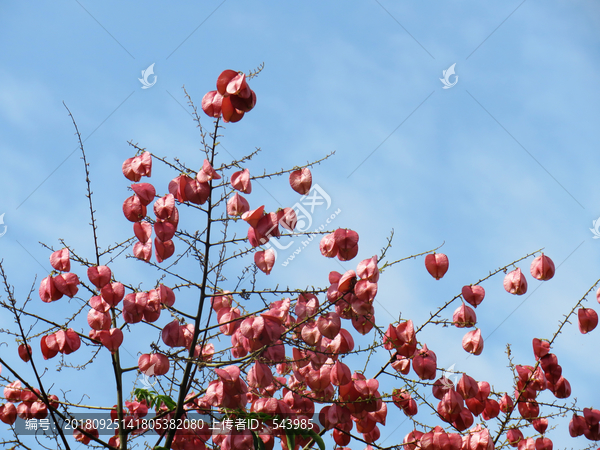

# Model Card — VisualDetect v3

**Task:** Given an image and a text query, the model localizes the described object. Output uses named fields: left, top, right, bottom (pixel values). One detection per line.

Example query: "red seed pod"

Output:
left=550, top=376, right=571, bottom=399
left=97, top=328, right=123, bottom=353
left=578, top=307, right=598, bottom=334
left=122, top=157, right=141, bottom=182
left=221, top=95, right=245, bottom=123
left=196, top=159, right=221, bottom=183
left=100, top=282, right=125, bottom=307
left=231, top=168, right=252, bottom=194
left=87, top=308, right=111, bottom=330
left=133, top=221, right=152, bottom=243
left=532, top=417, right=548, bottom=434
left=87, top=266, right=112, bottom=289
left=31, top=401, right=48, bottom=420
left=277, top=207, right=297, bottom=232
left=481, top=399, right=500, bottom=420
left=499, top=393, right=514, bottom=414
left=254, top=249, right=275, bottom=275
left=518, top=399, right=539, bottom=420
left=452, top=303, right=477, bottom=328
left=530, top=253, right=555, bottom=281
left=452, top=408, right=474, bottom=432
left=535, top=437, right=553, bottom=450
left=153, top=194, right=177, bottom=221
left=395, top=320, right=418, bottom=358
left=432, top=377, right=453, bottom=400
left=462, top=285, right=485, bottom=308
left=437, top=389, right=463, bottom=422
left=424, top=253, right=449, bottom=280
left=0, top=402, right=17, bottom=425
left=403, top=430, right=424, bottom=450
left=257, top=212, right=281, bottom=240
left=185, top=178, right=210, bottom=205
left=121, top=152, right=151, bottom=181
left=154, top=220, right=177, bottom=241
left=289, top=168, right=312, bottom=195
left=162, top=320, right=187, bottom=348
left=242, top=205, right=265, bottom=228
left=247, top=361, right=274, bottom=389
left=517, top=437, right=535, bottom=450
left=131, top=183, right=155, bottom=206
left=154, top=238, right=175, bottom=263
left=391, top=356, right=411, bottom=375
left=133, top=240, right=152, bottom=262
left=412, top=344, right=437, bottom=381
left=333, top=229, right=359, bottom=262
left=41, top=334, right=59, bottom=360
left=152, top=284, right=176, bottom=308
left=319, top=233, right=338, bottom=258
left=138, top=353, right=170, bottom=376
left=317, top=312, right=341, bottom=339
left=39, top=275, right=63, bottom=303
left=462, top=329, right=484, bottom=355
left=504, top=268, right=527, bottom=295
left=53, top=273, right=79, bottom=298
left=569, top=413, right=586, bottom=437
left=168, top=175, right=191, bottom=202
left=465, top=397, right=485, bottom=417
left=506, top=428, right=523, bottom=447
left=122, top=195, right=147, bottom=223
left=18, top=344, right=32, bottom=362
left=49, top=248, right=70, bottom=272
left=330, top=360, right=352, bottom=386
left=55, top=328, right=81, bottom=355
left=532, top=338, right=550, bottom=359
left=201, top=90, right=223, bottom=118
left=357, top=255, right=379, bottom=282
left=456, top=374, right=479, bottom=400
left=227, top=193, right=250, bottom=216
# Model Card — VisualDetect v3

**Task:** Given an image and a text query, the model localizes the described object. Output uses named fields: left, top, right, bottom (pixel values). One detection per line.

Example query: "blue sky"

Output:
left=1, top=1, right=600, bottom=449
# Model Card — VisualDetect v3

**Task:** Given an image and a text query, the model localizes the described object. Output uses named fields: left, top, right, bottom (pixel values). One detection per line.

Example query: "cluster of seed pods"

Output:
left=403, top=424, right=494, bottom=450
left=19, top=83, right=599, bottom=449
left=0, top=380, right=59, bottom=425
left=202, top=70, right=257, bottom=123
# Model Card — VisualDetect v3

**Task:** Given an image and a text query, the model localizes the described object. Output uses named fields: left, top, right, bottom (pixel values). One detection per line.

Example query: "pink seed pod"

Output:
left=227, top=193, right=250, bottom=216
left=461, top=285, right=485, bottom=308
left=452, top=303, right=477, bottom=328
left=87, top=266, right=112, bottom=289
left=462, top=329, right=484, bottom=355
left=49, top=248, right=70, bottom=272
left=231, top=168, right=252, bottom=194
left=503, top=268, right=527, bottom=295
left=289, top=168, right=312, bottom=195
left=425, top=253, right=449, bottom=280
left=131, top=183, right=156, bottom=206
left=138, top=353, right=170, bottom=376
left=334, top=228, right=359, bottom=262
left=319, top=233, right=338, bottom=258
left=530, top=253, right=555, bottom=281
left=254, top=249, right=275, bottom=275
